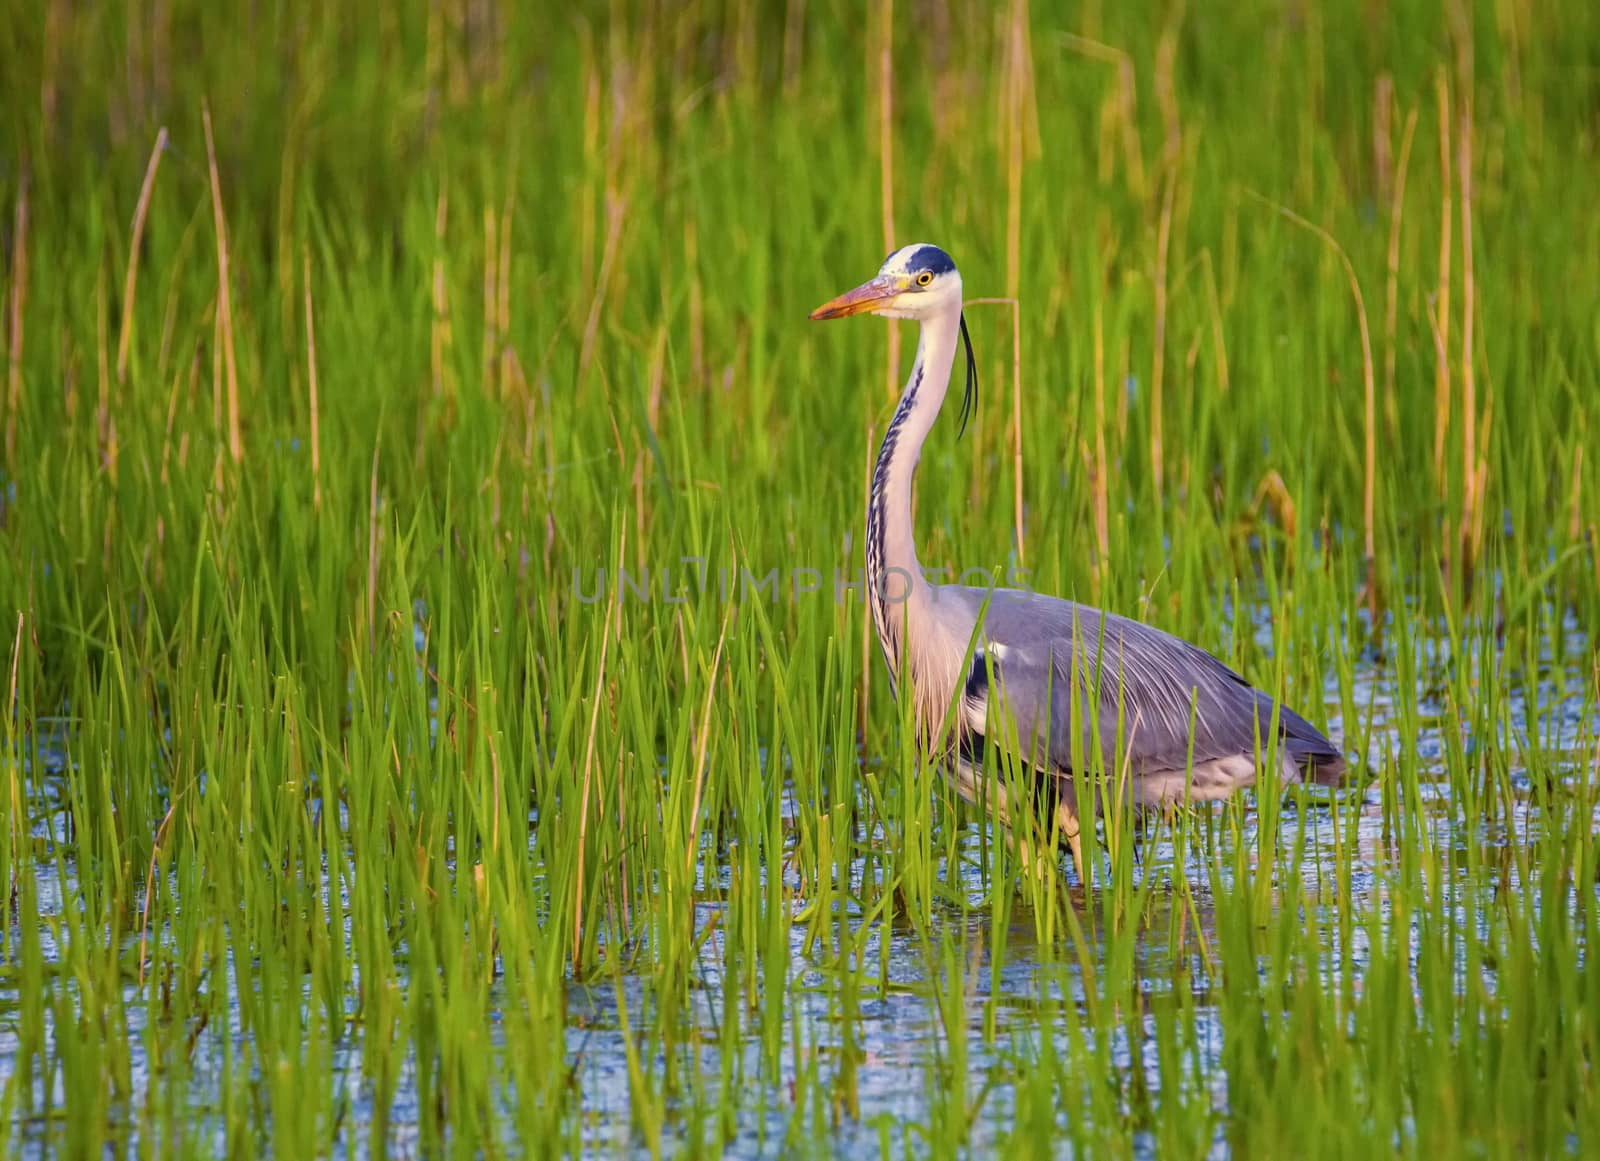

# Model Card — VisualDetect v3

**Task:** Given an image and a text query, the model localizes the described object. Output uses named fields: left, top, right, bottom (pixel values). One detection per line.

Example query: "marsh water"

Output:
left=4, top=613, right=1596, bottom=1157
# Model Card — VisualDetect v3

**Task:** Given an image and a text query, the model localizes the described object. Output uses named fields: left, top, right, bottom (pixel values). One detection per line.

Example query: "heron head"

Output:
left=809, top=243, right=979, bottom=437
left=809, top=243, right=963, bottom=322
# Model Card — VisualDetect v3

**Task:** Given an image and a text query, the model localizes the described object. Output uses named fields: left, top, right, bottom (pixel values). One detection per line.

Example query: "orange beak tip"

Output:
left=808, top=276, right=899, bottom=321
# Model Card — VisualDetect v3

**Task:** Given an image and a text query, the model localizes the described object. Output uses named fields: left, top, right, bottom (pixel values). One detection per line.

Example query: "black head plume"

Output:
left=956, top=313, right=978, bottom=439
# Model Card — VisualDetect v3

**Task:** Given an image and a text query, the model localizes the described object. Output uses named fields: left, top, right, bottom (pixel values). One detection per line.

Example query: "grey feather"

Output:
left=938, top=585, right=1347, bottom=808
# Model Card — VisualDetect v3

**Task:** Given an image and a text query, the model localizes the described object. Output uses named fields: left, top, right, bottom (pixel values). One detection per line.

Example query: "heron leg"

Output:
left=1057, top=797, right=1086, bottom=886
left=1012, top=834, right=1055, bottom=880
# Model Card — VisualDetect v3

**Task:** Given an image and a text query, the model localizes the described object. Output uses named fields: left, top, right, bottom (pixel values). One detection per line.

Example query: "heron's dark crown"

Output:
left=885, top=243, right=958, bottom=277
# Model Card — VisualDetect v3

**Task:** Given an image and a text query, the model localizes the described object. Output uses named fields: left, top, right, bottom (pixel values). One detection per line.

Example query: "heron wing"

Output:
left=948, top=586, right=1344, bottom=782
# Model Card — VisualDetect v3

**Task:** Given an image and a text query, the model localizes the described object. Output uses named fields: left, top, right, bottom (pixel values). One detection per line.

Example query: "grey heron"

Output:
left=810, top=243, right=1349, bottom=882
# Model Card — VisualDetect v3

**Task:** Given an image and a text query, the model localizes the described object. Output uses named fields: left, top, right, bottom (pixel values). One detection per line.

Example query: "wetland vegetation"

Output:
left=2, top=0, right=1598, bottom=1156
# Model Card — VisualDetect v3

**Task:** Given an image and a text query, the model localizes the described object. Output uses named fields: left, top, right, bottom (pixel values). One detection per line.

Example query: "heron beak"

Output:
left=809, top=275, right=903, bottom=320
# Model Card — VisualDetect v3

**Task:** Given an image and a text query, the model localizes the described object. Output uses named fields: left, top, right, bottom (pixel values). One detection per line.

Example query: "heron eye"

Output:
left=917, top=271, right=934, bottom=287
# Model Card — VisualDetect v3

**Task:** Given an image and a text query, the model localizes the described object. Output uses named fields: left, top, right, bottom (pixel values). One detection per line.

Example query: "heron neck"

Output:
left=866, top=305, right=961, bottom=671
